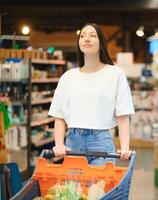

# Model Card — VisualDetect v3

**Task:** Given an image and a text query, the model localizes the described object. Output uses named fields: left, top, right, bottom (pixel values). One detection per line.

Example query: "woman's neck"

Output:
left=82, top=54, right=104, bottom=72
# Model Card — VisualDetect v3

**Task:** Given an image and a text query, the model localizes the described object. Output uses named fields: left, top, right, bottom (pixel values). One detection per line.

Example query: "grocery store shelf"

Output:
left=45, top=128, right=54, bottom=133
left=7, top=100, right=27, bottom=105
left=32, top=136, right=54, bottom=147
left=10, top=122, right=27, bottom=126
left=0, top=79, right=28, bottom=82
left=31, top=97, right=52, bottom=105
left=32, top=78, right=59, bottom=83
left=31, top=58, right=66, bottom=65
left=114, top=137, right=154, bottom=149
left=31, top=117, right=55, bottom=127
left=0, top=100, right=27, bottom=105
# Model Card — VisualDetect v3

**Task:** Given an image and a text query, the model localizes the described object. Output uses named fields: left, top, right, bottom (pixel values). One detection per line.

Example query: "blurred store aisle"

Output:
left=129, top=149, right=158, bottom=200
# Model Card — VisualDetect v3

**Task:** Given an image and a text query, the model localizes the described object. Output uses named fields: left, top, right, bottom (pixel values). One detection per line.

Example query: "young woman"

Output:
left=48, top=23, right=135, bottom=165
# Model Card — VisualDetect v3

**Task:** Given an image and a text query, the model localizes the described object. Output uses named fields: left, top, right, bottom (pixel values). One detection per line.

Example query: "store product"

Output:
left=0, top=59, right=30, bottom=173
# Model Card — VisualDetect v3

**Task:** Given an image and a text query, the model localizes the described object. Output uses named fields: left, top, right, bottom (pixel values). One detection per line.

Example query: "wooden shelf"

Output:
left=31, top=59, right=66, bottom=65
left=10, top=122, right=27, bottom=127
left=31, top=97, right=52, bottom=105
left=32, top=136, right=54, bottom=147
left=31, top=117, right=55, bottom=127
left=7, top=100, right=27, bottom=105
left=114, top=137, right=154, bottom=149
left=1, top=79, right=28, bottom=82
left=32, top=78, right=59, bottom=83
left=45, top=128, right=54, bottom=132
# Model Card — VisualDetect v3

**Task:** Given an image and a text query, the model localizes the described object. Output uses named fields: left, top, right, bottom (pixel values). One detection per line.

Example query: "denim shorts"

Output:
left=65, top=128, right=116, bottom=166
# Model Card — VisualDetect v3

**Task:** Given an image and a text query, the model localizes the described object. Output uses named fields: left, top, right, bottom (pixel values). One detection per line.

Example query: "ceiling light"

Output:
left=136, top=26, right=144, bottom=37
left=22, top=25, right=30, bottom=35
left=76, top=30, right=80, bottom=35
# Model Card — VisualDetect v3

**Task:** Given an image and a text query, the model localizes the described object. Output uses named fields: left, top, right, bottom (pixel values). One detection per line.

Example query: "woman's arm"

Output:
left=53, top=118, right=70, bottom=157
left=116, top=115, right=132, bottom=160
left=54, top=118, right=67, bottom=146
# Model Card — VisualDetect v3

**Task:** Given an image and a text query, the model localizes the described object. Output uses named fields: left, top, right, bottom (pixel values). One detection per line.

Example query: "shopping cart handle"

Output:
left=40, top=149, right=122, bottom=159
left=67, top=151, right=121, bottom=158
left=40, top=149, right=54, bottom=159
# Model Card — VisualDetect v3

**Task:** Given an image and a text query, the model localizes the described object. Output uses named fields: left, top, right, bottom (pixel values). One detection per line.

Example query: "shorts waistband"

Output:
left=68, top=128, right=109, bottom=135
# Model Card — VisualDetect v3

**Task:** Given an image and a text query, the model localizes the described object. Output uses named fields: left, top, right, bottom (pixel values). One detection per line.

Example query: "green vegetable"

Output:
left=56, top=182, right=81, bottom=200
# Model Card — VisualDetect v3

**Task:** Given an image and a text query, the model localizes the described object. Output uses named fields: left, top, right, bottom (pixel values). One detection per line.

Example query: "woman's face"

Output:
left=79, top=25, right=100, bottom=55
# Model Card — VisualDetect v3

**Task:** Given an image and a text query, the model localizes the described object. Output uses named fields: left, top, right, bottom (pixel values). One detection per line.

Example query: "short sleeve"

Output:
left=115, top=71, right=135, bottom=116
left=48, top=76, right=65, bottom=119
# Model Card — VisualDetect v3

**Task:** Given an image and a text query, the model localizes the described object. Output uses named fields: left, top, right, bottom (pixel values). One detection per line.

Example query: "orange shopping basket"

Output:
left=11, top=149, right=136, bottom=200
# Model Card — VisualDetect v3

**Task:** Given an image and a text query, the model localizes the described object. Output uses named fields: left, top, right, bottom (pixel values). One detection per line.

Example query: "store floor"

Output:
left=129, top=149, right=158, bottom=200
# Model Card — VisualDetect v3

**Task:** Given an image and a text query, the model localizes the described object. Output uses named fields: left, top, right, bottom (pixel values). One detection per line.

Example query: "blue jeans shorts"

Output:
left=65, top=128, right=116, bottom=166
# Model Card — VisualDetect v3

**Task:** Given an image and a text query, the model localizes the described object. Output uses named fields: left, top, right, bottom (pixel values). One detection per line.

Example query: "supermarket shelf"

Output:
left=7, top=148, right=28, bottom=173
left=31, top=97, right=52, bottom=105
left=31, top=117, right=55, bottom=127
left=32, top=136, right=54, bottom=147
left=31, top=58, right=66, bottom=65
left=32, top=78, right=59, bottom=83
left=0, top=79, right=28, bottom=82
left=10, top=122, right=27, bottom=126
left=7, top=147, right=27, bottom=153
left=8, top=100, right=27, bottom=105
left=45, top=128, right=54, bottom=132
left=114, top=137, right=154, bottom=149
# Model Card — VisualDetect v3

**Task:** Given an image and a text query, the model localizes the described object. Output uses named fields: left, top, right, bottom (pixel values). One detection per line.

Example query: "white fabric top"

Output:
left=48, top=65, right=135, bottom=129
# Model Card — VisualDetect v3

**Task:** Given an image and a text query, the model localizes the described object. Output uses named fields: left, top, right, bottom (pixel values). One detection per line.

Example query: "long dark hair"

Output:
left=76, top=23, right=114, bottom=67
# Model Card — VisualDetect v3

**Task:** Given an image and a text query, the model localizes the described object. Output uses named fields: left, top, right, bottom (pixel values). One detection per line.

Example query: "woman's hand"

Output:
left=117, top=149, right=135, bottom=160
left=53, top=145, right=71, bottom=158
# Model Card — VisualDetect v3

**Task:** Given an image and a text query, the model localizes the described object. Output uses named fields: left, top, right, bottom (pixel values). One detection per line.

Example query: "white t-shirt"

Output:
left=48, top=65, right=135, bottom=129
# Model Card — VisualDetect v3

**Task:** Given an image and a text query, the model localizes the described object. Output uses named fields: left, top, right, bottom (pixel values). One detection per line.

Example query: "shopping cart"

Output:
left=11, top=149, right=136, bottom=200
